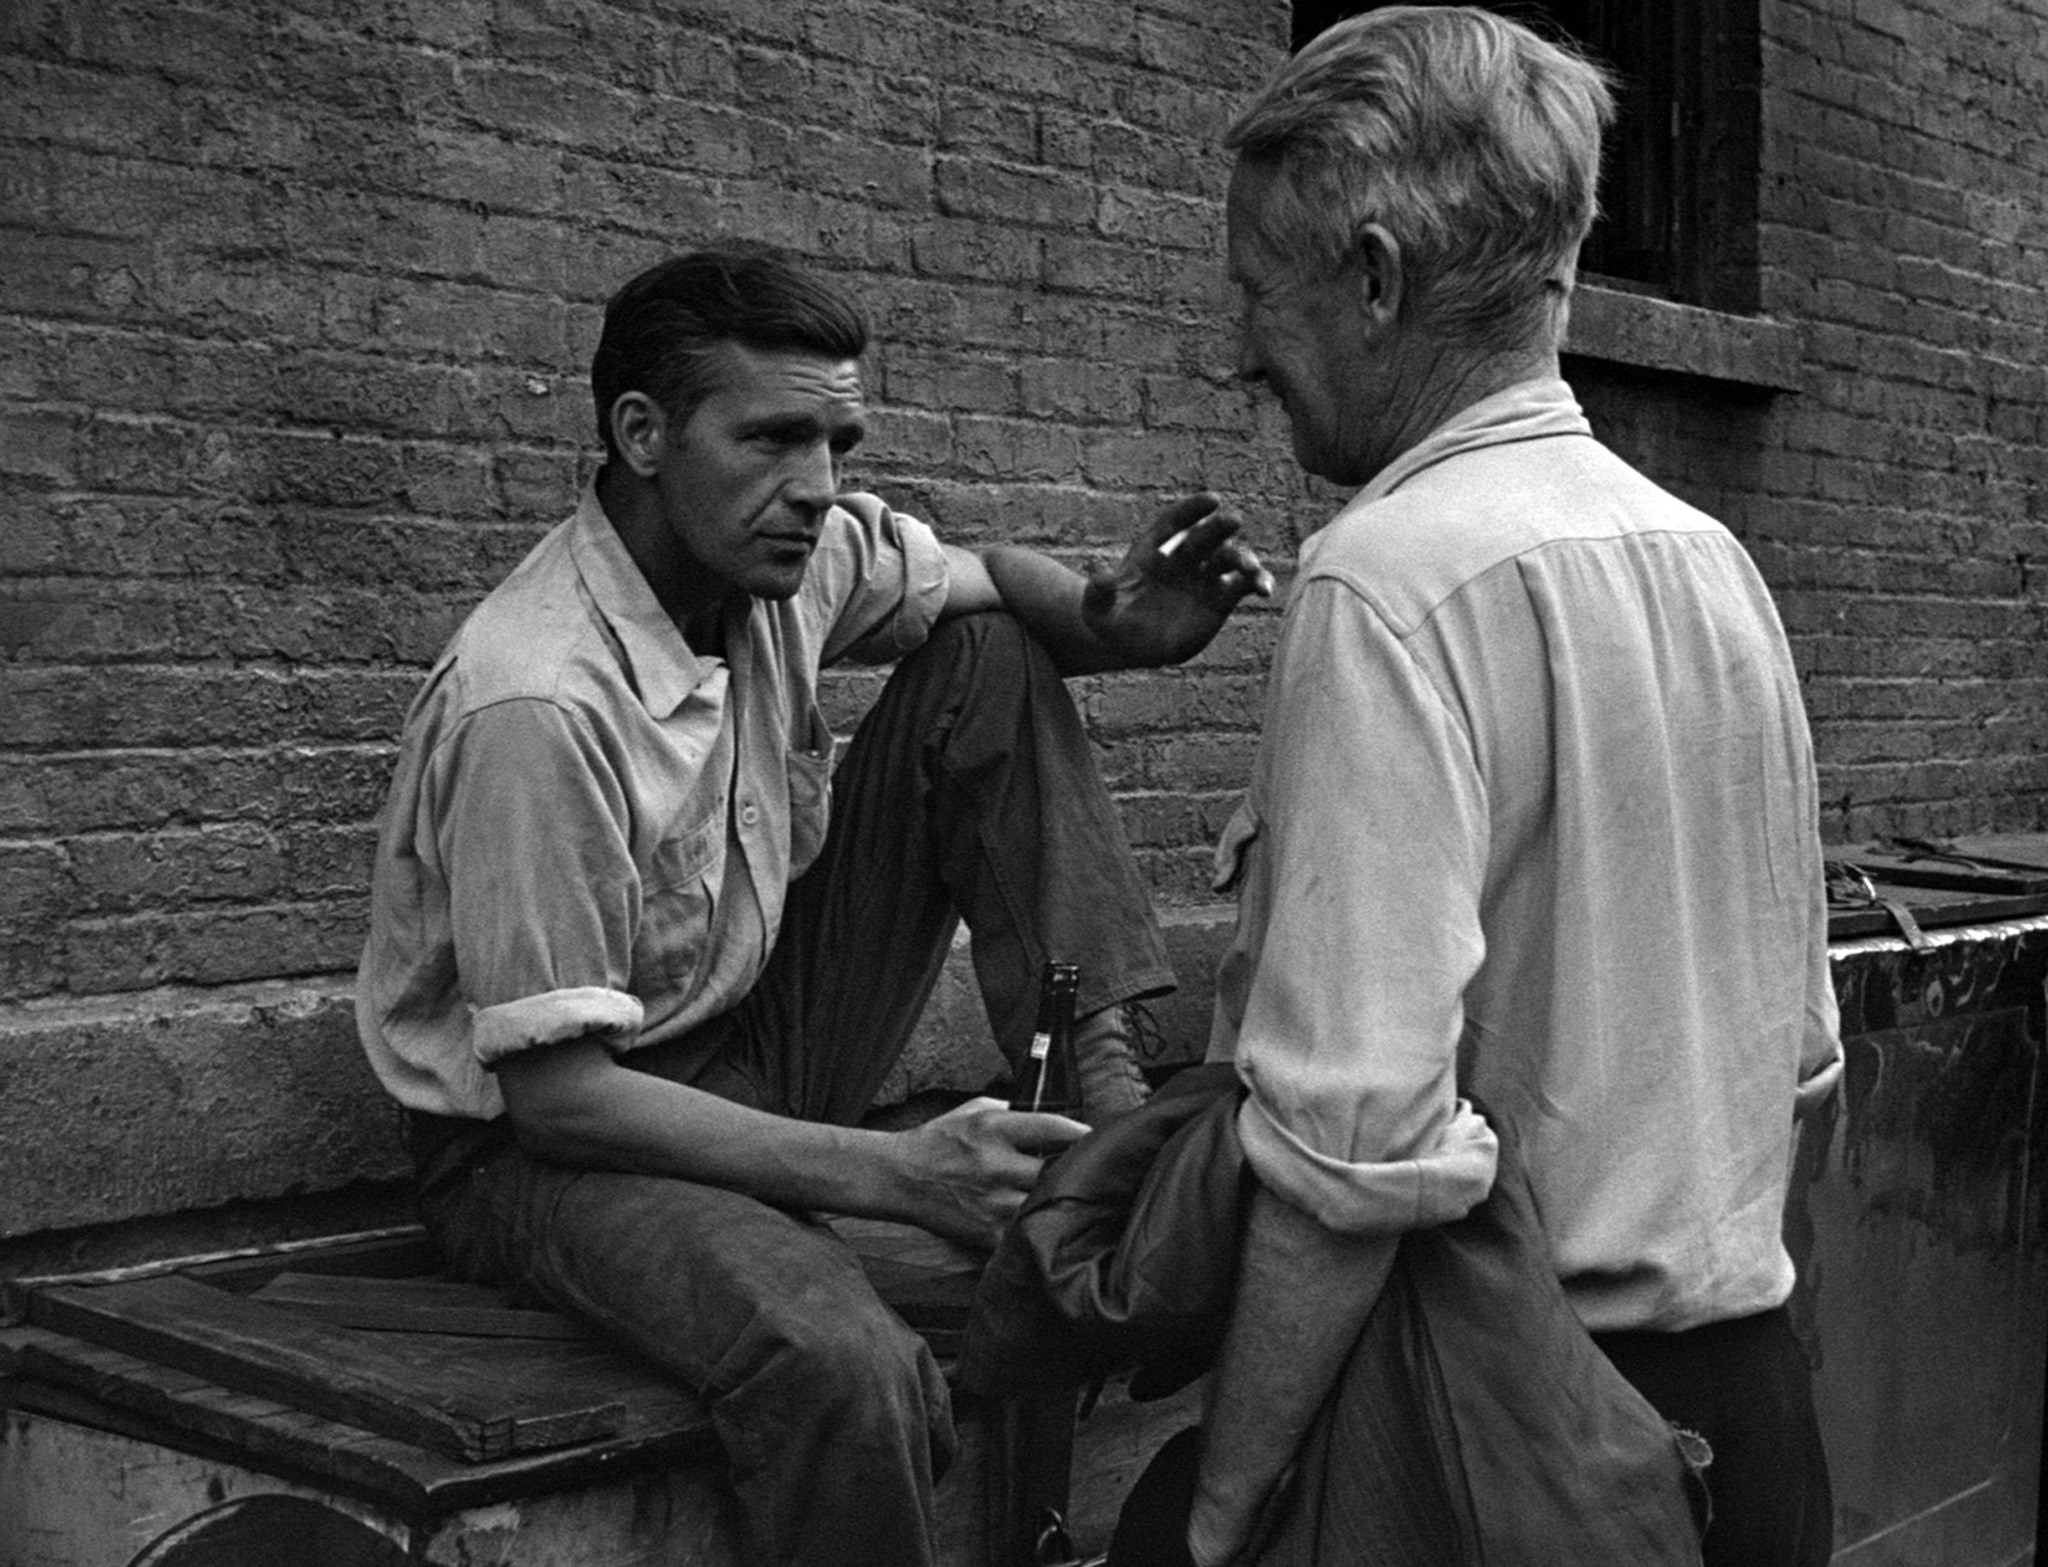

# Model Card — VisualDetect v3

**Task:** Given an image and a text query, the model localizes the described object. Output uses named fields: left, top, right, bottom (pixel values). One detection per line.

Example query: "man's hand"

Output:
left=1081, top=493, right=1276, bottom=668
left=887, top=1096, right=1089, bottom=1250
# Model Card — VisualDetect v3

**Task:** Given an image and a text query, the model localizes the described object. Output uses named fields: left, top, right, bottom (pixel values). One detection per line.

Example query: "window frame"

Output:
left=1285, top=0, right=1763, bottom=315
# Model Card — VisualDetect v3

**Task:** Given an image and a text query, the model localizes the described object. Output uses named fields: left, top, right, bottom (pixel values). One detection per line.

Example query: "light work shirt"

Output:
left=1208, top=378, right=1843, bottom=1333
left=357, top=484, right=949, bottom=1120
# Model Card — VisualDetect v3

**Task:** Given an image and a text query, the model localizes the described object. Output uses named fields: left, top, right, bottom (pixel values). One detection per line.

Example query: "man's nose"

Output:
left=786, top=442, right=838, bottom=511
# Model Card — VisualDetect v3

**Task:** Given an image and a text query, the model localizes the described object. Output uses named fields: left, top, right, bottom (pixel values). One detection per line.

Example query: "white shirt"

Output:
left=357, top=484, right=948, bottom=1120
left=1209, top=378, right=1843, bottom=1331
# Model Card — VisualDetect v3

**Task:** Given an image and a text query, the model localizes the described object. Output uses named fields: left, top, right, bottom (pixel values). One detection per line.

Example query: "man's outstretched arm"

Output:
left=497, top=1036, right=1085, bottom=1252
left=942, top=492, right=1275, bottom=676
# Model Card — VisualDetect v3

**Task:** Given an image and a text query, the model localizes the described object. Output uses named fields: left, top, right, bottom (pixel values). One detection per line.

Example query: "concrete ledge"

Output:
left=0, top=979, right=406, bottom=1242
left=0, top=905, right=1242, bottom=1253
left=1565, top=281, right=1805, bottom=393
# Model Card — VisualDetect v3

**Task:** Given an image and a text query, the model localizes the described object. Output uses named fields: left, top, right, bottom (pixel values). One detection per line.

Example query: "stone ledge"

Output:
left=1564, top=280, right=1805, bottom=393
left=0, top=978, right=407, bottom=1243
left=0, top=906, right=1244, bottom=1248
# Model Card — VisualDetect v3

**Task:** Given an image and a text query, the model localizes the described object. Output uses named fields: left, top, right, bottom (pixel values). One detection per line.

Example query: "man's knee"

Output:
left=905, top=608, right=1047, bottom=696
left=864, top=610, right=1073, bottom=777
left=735, top=1287, right=938, bottom=1421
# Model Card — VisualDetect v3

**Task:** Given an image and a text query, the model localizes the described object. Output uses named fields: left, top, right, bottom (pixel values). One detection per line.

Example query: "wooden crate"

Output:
left=0, top=1224, right=1198, bottom=1567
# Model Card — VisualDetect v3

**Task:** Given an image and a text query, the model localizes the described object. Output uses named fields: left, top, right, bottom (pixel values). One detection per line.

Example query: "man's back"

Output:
left=1213, top=380, right=1840, bottom=1333
left=1317, top=394, right=1841, bottom=1331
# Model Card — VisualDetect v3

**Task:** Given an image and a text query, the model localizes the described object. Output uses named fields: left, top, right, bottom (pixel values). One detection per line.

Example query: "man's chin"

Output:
left=747, top=569, right=811, bottom=603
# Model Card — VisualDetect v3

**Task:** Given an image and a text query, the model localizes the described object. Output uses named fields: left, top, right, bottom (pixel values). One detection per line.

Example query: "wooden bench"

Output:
left=0, top=1223, right=1198, bottom=1567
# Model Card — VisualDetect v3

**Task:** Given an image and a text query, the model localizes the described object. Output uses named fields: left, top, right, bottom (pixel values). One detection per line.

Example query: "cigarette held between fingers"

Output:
left=1159, top=527, right=1276, bottom=595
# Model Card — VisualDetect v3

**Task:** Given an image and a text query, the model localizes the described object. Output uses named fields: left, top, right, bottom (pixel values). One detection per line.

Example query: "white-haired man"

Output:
left=1191, top=10, right=1841, bottom=1565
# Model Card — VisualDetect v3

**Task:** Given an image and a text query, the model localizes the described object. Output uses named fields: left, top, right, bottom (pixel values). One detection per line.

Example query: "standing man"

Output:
left=356, top=243, right=1271, bottom=1567
left=1191, top=10, right=1841, bottom=1566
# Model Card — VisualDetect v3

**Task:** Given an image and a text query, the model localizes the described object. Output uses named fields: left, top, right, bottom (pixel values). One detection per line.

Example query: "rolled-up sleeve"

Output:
left=1226, top=575, right=1499, bottom=1233
left=473, top=987, right=644, bottom=1067
left=816, top=493, right=950, bottom=665
left=428, top=696, right=647, bottom=1068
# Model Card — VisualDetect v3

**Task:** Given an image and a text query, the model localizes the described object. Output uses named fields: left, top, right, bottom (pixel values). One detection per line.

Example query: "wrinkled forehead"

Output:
left=700, top=341, right=866, bottom=413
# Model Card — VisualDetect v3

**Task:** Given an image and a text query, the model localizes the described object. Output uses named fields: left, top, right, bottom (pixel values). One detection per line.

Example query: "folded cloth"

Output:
left=964, top=1064, right=1709, bottom=1566
left=961, top=1063, right=1249, bottom=1399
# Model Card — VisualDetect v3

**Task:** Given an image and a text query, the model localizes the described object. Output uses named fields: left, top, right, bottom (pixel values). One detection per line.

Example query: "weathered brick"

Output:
left=933, top=154, right=1090, bottom=228
left=7, top=0, right=2048, bottom=1252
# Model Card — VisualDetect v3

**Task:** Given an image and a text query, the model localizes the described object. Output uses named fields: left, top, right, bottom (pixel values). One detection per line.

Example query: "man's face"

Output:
left=1226, top=160, right=1378, bottom=485
left=651, top=343, right=867, bottom=606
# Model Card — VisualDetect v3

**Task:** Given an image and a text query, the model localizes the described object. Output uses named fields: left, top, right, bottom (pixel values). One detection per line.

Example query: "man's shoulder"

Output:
left=429, top=523, right=618, bottom=719
left=1306, top=436, right=1729, bottom=634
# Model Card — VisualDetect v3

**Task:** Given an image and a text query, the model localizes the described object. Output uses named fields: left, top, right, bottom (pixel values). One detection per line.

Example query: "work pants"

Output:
left=1595, top=1306, right=1834, bottom=1567
left=409, top=612, right=1174, bottom=1567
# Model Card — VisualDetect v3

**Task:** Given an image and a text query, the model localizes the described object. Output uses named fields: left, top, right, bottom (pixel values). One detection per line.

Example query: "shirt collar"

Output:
left=1351, top=375, right=1592, bottom=509
left=565, top=481, right=717, bottom=719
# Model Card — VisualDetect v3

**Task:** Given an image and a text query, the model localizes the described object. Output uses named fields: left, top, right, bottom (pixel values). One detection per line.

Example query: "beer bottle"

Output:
left=1010, top=960, right=1080, bottom=1116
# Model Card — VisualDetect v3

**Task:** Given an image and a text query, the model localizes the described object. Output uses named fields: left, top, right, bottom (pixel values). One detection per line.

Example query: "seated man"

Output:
left=355, top=243, right=1270, bottom=1567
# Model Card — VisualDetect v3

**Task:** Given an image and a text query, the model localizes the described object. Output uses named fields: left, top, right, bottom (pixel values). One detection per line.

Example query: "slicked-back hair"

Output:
left=590, top=244, right=870, bottom=459
left=1225, top=6, right=1615, bottom=350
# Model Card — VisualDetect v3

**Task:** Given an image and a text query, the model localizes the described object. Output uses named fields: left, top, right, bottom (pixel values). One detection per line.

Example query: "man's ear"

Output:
left=1349, top=223, right=1404, bottom=335
left=609, top=392, right=666, bottom=479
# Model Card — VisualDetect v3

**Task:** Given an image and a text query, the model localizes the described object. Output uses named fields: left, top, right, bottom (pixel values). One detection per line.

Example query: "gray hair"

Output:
left=1225, top=6, right=1615, bottom=348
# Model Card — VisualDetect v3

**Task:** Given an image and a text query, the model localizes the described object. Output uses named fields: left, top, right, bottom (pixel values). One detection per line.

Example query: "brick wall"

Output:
left=4, top=0, right=2046, bottom=1265
left=1568, top=0, right=2048, bottom=843
left=1764, top=0, right=2048, bottom=840
left=0, top=0, right=1306, bottom=1267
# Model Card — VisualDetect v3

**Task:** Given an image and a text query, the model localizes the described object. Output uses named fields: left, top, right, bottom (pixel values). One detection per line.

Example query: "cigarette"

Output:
left=1157, top=526, right=1193, bottom=558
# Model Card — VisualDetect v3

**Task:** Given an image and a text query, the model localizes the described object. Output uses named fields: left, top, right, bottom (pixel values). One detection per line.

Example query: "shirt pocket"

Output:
left=635, top=803, right=725, bottom=994
left=786, top=703, right=838, bottom=880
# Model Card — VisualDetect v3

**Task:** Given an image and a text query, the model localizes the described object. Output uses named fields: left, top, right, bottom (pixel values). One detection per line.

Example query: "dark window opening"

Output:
left=1284, top=2, right=1759, bottom=313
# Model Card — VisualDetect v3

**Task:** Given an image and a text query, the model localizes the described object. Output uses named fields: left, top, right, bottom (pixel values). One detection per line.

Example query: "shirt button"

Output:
left=739, top=801, right=760, bottom=828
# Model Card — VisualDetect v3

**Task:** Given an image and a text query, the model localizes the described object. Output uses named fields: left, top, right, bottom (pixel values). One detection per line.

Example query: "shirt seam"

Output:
left=1302, top=518, right=1744, bottom=643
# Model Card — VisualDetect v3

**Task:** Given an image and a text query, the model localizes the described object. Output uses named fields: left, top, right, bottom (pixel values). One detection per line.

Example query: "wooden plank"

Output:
left=28, top=1275, right=624, bottom=1462
left=253, top=1274, right=594, bottom=1342
left=185, top=1231, right=444, bottom=1293
left=5, top=1326, right=717, bottom=1516
left=1829, top=892, right=2048, bottom=943
left=1845, top=858, right=2048, bottom=897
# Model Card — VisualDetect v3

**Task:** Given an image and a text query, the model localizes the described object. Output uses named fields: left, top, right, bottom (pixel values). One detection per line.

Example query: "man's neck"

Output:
left=594, top=462, right=732, bottom=655
left=1354, top=337, right=1561, bottom=487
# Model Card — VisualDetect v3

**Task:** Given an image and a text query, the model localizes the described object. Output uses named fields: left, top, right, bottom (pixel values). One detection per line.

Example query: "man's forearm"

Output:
left=495, top=1036, right=1082, bottom=1250
left=978, top=546, right=1128, bottom=675
left=500, top=1035, right=904, bottom=1210
left=1190, top=1182, right=1399, bottom=1566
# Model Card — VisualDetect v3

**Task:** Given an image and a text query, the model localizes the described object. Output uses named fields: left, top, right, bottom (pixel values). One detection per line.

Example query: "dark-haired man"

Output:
left=355, top=245, right=1270, bottom=1567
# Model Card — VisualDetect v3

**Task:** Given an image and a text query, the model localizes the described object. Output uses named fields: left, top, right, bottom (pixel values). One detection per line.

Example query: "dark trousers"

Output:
left=1595, top=1306, right=1834, bottom=1567
left=411, top=613, right=1173, bottom=1567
